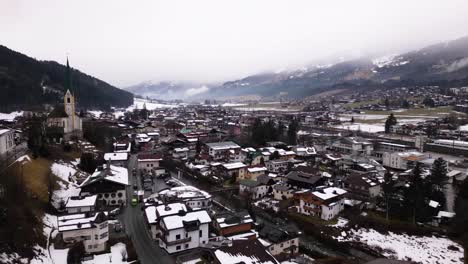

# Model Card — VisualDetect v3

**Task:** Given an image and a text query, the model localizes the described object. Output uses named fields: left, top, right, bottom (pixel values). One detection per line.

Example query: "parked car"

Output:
left=114, top=222, right=123, bottom=232
left=109, top=208, right=120, bottom=218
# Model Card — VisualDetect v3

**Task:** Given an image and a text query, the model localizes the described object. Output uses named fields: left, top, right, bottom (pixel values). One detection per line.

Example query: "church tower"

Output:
left=63, top=58, right=76, bottom=130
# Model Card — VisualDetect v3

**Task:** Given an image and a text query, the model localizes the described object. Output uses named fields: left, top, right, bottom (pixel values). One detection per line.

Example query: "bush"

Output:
left=67, top=243, right=85, bottom=264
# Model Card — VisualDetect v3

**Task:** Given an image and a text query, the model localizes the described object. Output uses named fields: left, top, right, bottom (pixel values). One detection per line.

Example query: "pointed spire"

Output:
left=65, top=56, right=72, bottom=93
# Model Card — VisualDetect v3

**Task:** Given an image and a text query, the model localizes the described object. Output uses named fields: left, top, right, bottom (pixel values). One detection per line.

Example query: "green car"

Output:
left=131, top=198, right=138, bottom=207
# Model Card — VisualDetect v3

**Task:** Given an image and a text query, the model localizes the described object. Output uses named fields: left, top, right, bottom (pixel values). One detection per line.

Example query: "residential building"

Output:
left=239, top=174, right=275, bottom=200
left=145, top=202, right=188, bottom=240
left=103, top=152, right=128, bottom=167
left=272, top=183, right=295, bottom=200
left=57, top=211, right=108, bottom=253
left=0, top=129, right=15, bottom=156
left=158, top=210, right=211, bottom=254
left=330, top=137, right=373, bottom=156
left=343, top=173, right=382, bottom=200
left=220, top=162, right=246, bottom=181
left=158, top=186, right=212, bottom=209
left=382, top=151, right=427, bottom=170
left=205, top=141, right=241, bottom=161
left=286, top=170, right=323, bottom=189
left=213, top=239, right=280, bottom=264
left=258, top=225, right=300, bottom=260
left=65, top=195, right=97, bottom=214
left=80, top=164, right=129, bottom=206
left=137, top=153, right=163, bottom=173
left=244, top=166, right=268, bottom=181
left=298, top=187, right=347, bottom=220
left=212, top=211, right=254, bottom=237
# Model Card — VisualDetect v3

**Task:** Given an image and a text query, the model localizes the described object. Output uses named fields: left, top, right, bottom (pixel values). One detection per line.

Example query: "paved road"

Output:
left=120, top=154, right=174, bottom=264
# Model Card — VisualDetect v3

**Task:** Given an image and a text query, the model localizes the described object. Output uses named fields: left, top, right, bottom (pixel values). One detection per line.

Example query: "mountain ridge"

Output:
left=0, top=45, right=133, bottom=112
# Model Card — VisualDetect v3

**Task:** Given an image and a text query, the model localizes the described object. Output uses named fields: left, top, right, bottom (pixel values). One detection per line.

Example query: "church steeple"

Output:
left=65, top=57, right=72, bottom=93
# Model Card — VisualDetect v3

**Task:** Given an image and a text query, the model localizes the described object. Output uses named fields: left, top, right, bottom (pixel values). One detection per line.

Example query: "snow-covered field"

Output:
left=50, top=161, right=83, bottom=209
left=0, top=111, right=23, bottom=121
left=334, top=123, right=385, bottom=133
left=82, top=243, right=130, bottom=264
left=51, top=162, right=77, bottom=183
left=127, top=98, right=180, bottom=111
left=335, top=228, right=464, bottom=264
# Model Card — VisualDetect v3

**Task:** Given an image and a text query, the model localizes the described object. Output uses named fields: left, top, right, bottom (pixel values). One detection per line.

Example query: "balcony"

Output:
left=160, top=235, right=191, bottom=246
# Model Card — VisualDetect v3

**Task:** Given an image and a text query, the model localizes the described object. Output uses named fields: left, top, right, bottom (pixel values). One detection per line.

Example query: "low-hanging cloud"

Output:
left=1, top=0, right=468, bottom=87
left=446, top=57, right=468, bottom=73
left=185, top=86, right=209, bottom=97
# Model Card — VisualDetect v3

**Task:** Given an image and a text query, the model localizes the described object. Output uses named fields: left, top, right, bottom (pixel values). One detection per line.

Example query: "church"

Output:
left=47, top=59, right=83, bottom=141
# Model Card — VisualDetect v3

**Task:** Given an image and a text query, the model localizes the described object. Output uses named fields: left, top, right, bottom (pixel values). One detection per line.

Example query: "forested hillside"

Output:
left=0, top=45, right=133, bottom=111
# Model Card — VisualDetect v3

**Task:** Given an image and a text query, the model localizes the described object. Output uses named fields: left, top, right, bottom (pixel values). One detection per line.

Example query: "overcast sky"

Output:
left=1, top=0, right=468, bottom=87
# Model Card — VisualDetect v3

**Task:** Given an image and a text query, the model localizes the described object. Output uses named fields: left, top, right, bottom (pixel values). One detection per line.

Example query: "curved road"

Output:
left=121, top=154, right=174, bottom=264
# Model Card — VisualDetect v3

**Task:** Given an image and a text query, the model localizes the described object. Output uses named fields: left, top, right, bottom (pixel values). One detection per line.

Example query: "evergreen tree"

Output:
left=404, top=163, right=426, bottom=224
left=277, top=121, right=285, bottom=140
left=382, top=171, right=395, bottom=221
left=430, top=158, right=448, bottom=189
left=384, top=113, right=397, bottom=133
left=452, top=179, right=468, bottom=249
left=423, top=97, right=435, bottom=107
left=287, top=119, right=298, bottom=145
left=195, top=139, right=202, bottom=155
left=270, top=151, right=280, bottom=160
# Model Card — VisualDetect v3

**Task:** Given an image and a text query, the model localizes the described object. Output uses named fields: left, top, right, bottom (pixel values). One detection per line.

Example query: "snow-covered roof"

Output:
left=156, top=203, right=187, bottom=218
left=428, top=200, right=440, bottom=208
left=162, top=210, right=211, bottom=230
left=82, top=165, right=129, bottom=187
left=104, top=152, right=128, bottom=161
left=312, top=187, right=347, bottom=201
left=0, top=129, right=12, bottom=136
left=159, top=185, right=211, bottom=200
left=66, top=195, right=97, bottom=208
left=145, top=206, right=157, bottom=224
left=207, top=141, right=240, bottom=150
left=222, top=162, right=247, bottom=170
left=174, top=147, right=189, bottom=152
left=247, top=167, right=267, bottom=173
left=57, top=212, right=106, bottom=232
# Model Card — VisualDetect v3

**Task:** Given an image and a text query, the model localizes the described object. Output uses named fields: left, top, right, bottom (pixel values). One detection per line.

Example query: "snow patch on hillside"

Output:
left=335, top=228, right=464, bottom=264
left=0, top=111, right=23, bottom=121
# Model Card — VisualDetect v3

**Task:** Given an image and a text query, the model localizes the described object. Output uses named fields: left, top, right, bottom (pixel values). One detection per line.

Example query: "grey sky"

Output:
left=1, top=0, right=468, bottom=87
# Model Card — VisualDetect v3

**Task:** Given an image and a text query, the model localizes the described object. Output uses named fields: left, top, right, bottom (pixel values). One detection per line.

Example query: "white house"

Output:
left=382, top=151, right=427, bottom=170
left=173, top=147, right=190, bottom=160
left=298, top=187, right=347, bottom=220
left=137, top=153, right=163, bottom=173
left=145, top=202, right=187, bottom=240
left=57, top=211, right=108, bottom=253
left=80, top=165, right=129, bottom=206
left=205, top=141, right=241, bottom=161
left=239, top=179, right=269, bottom=200
left=103, top=152, right=128, bottom=167
left=244, top=166, right=268, bottom=181
left=65, top=195, right=97, bottom=214
left=0, top=129, right=15, bottom=156
left=158, top=185, right=212, bottom=210
left=158, top=210, right=211, bottom=254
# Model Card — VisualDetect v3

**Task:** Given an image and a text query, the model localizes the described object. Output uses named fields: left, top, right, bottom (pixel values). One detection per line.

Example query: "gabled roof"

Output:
left=286, top=171, right=321, bottom=185
left=214, top=239, right=279, bottom=264
left=81, top=165, right=129, bottom=187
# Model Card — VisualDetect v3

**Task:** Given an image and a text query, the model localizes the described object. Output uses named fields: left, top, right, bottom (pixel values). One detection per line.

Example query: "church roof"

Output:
left=48, top=104, right=69, bottom=118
